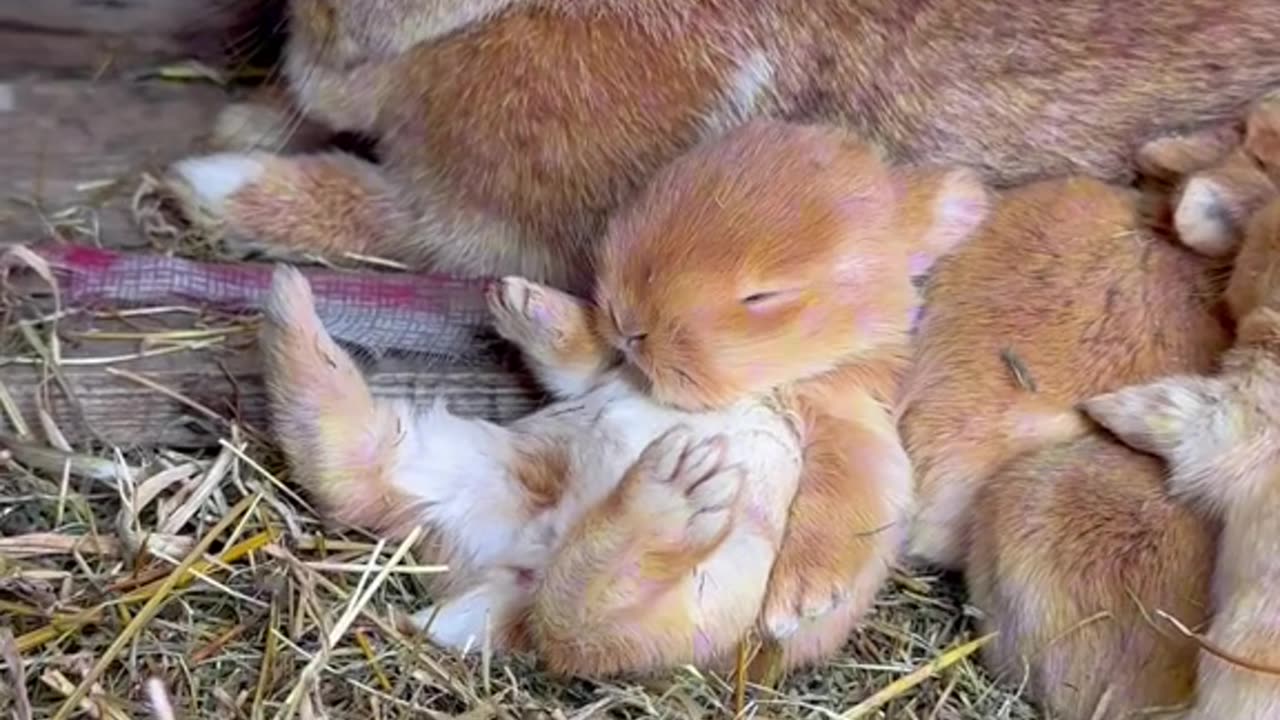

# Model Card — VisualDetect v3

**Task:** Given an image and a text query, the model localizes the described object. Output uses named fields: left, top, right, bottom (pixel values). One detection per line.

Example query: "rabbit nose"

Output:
left=609, top=307, right=646, bottom=348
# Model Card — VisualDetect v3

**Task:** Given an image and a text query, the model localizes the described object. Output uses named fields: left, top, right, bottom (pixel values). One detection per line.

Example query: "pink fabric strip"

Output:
left=26, top=245, right=499, bottom=359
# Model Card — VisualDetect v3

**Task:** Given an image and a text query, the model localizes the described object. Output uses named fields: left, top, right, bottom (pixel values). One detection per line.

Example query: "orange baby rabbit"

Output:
left=961, top=99, right=1280, bottom=720
left=590, top=119, right=988, bottom=667
left=263, top=262, right=804, bottom=677
left=261, top=120, right=989, bottom=675
left=901, top=173, right=1229, bottom=569
left=1083, top=103, right=1280, bottom=720
left=162, top=0, right=1280, bottom=290
left=899, top=164, right=1232, bottom=714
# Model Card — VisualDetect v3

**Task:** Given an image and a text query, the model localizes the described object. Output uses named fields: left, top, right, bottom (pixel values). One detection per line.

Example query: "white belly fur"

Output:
left=408, top=369, right=805, bottom=653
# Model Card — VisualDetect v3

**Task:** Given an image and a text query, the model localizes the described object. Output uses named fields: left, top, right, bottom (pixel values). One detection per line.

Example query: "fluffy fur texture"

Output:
left=968, top=436, right=1218, bottom=720
left=1084, top=99, right=1280, bottom=720
left=901, top=176, right=1229, bottom=569
left=263, top=265, right=806, bottom=677
left=589, top=120, right=988, bottom=665
left=898, top=167, right=1231, bottom=716
left=261, top=120, right=985, bottom=675
left=162, top=0, right=1280, bottom=290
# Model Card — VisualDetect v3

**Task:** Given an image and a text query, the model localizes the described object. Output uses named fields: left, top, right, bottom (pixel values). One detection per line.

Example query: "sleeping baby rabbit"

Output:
left=260, top=119, right=989, bottom=675
left=1084, top=96, right=1280, bottom=720
left=898, top=126, right=1251, bottom=716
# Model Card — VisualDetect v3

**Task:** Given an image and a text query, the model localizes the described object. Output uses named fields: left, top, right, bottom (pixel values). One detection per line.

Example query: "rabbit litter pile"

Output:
left=0, top=258, right=1038, bottom=720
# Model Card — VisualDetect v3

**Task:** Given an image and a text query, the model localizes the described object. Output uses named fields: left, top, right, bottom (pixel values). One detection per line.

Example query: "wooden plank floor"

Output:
left=0, top=0, right=280, bottom=249
left=0, top=0, right=278, bottom=76
left=0, top=56, right=544, bottom=450
left=3, top=311, right=544, bottom=449
left=0, top=77, right=228, bottom=250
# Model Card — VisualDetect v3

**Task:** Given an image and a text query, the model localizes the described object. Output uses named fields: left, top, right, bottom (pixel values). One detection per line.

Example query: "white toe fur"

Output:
left=412, top=585, right=498, bottom=654
left=1175, top=177, right=1239, bottom=258
left=169, top=152, right=267, bottom=213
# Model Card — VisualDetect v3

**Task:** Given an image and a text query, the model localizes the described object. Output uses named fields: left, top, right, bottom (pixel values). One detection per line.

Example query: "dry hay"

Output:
left=0, top=71, right=1042, bottom=713
left=0, top=242, right=1042, bottom=720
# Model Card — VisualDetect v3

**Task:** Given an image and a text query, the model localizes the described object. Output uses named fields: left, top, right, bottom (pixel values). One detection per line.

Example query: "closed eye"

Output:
left=740, top=288, right=800, bottom=309
left=741, top=291, right=780, bottom=305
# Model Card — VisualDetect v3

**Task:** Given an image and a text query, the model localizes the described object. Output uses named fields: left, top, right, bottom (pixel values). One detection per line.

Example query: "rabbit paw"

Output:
left=628, top=427, right=742, bottom=550
left=486, top=276, right=590, bottom=358
left=410, top=564, right=536, bottom=656
left=760, top=562, right=853, bottom=640
left=1174, top=176, right=1242, bottom=258
left=150, top=150, right=381, bottom=264
left=143, top=151, right=305, bottom=261
left=487, top=276, right=576, bottom=346
left=167, top=153, right=266, bottom=232
left=411, top=590, right=496, bottom=654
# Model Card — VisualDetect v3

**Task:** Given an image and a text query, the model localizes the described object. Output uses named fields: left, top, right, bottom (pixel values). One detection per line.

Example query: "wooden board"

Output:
left=0, top=8, right=546, bottom=451
left=2, top=311, right=545, bottom=450
left=0, top=78, right=230, bottom=250
left=0, top=0, right=279, bottom=76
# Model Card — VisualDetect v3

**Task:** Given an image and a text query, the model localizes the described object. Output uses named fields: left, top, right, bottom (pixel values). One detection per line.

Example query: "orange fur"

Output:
left=902, top=176, right=1229, bottom=569
left=1136, top=123, right=1244, bottom=183
left=531, top=428, right=751, bottom=677
left=592, top=121, right=987, bottom=412
left=968, top=436, right=1215, bottom=719
left=259, top=268, right=484, bottom=602
left=488, top=277, right=806, bottom=679
left=259, top=273, right=421, bottom=538
left=261, top=120, right=985, bottom=678
left=760, top=362, right=912, bottom=667
left=1154, top=95, right=1280, bottom=260
left=1221, top=99, right=1280, bottom=319
left=510, top=439, right=572, bottom=511
left=589, top=120, right=989, bottom=665
left=264, top=265, right=805, bottom=678
left=1082, top=303, right=1280, bottom=719
left=916, top=100, right=1280, bottom=719
left=487, top=280, right=756, bottom=675
left=1082, top=110, right=1280, bottom=719
left=898, top=169, right=1231, bottom=717
left=1172, top=146, right=1278, bottom=258
left=485, top=278, right=613, bottom=398
left=1228, top=198, right=1280, bottom=321
left=166, top=151, right=419, bottom=261
left=1246, top=96, right=1280, bottom=182
left=160, top=0, right=1280, bottom=289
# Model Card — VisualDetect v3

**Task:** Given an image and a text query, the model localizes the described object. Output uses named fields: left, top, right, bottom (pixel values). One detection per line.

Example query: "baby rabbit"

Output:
left=160, top=0, right=1280, bottom=289
left=261, top=120, right=988, bottom=675
left=901, top=175, right=1229, bottom=570
left=1084, top=104, right=1280, bottom=720
left=898, top=157, right=1233, bottom=713
left=263, top=263, right=804, bottom=677
left=587, top=119, right=988, bottom=668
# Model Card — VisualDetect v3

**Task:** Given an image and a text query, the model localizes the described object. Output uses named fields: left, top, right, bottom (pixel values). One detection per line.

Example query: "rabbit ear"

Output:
left=1135, top=123, right=1242, bottom=182
left=1245, top=93, right=1280, bottom=171
left=901, top=167, right=992, bottom=280
left=1080, top=376, right=1226, bottom=462
left=1082, top=372, right=1280, bottom=513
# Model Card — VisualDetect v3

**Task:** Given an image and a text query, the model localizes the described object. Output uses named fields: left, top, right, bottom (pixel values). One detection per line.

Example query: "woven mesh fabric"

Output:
left=30, top=245, right=497, bottom=359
